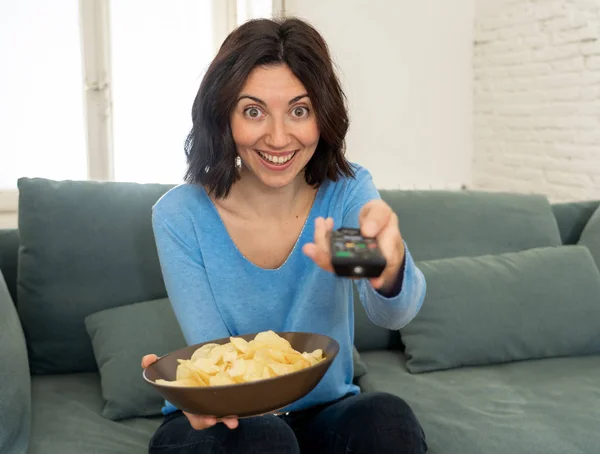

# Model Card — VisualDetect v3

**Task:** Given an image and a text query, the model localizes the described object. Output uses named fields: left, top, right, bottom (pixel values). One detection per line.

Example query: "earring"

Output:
left=235, top=155, right=242, bottom=170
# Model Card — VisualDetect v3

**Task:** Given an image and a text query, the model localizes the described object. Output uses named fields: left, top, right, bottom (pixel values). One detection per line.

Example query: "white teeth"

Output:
left=258, top=151, right=295, bottom=164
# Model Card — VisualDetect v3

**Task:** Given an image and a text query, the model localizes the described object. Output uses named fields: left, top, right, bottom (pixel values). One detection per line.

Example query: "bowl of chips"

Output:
left=143, top=330, right=339, bottom=418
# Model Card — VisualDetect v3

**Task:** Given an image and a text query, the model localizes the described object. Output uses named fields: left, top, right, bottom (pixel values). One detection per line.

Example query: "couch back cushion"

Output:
left=353, top=190, right=563, bottom=351
left=0, top=229, right=19, bottom=306
left=552, top=200, right=600, bottom=244
left=17, top=178, right=174, bottom=374
left=379, top=190, right=562, bottom=261
left=578, top=204, right=600, bottom=270
left=0, top=270, right=30, bottom=454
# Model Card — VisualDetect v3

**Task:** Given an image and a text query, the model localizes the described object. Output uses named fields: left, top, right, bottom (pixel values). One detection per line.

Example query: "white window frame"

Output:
left=80, top=0, right=114, bottom=182
left=0, top=0, right=285, bottom=224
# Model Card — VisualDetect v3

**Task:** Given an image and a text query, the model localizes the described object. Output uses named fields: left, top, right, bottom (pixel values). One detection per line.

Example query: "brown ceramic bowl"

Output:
left=143, top=331, right=339, bottom=418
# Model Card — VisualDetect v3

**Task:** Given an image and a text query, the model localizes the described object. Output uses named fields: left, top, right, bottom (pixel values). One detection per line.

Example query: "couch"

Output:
left=1, top=177, right=600, bottom=454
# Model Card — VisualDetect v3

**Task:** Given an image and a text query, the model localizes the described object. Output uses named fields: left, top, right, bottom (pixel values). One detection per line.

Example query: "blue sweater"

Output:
left=152, top=164, right=426, bottom=415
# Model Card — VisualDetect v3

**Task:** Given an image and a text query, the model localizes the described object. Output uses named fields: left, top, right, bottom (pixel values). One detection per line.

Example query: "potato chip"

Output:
left=190, top=357, right=220, bottom=374
left=155, top=378, right=198, bottom=387
left=255, top=330, right=293, bottom=351
left=190, top=343, right=219, bottom=362
left=227, top=358, right=246, bottom=377
left=154, top=330, right=325, bottom=388
left=230, top=336, right=250, bottom=354
left=266, top=361, right=302, bottom=376
left=175, top=360, right=196, bottom=381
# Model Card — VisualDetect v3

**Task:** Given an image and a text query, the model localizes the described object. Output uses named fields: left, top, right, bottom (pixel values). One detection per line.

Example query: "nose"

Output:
left=264, top=117, right=290, bottom=149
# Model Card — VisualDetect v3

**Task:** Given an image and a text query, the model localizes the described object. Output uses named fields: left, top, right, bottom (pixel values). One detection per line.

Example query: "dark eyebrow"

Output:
left=289, top=94, right=309, bottom=104
left=236, top=94, right=309, bottom=106
left=237, top=95, right=266, bottom=106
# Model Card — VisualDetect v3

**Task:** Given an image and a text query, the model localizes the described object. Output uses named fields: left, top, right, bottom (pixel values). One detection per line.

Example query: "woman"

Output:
left=143, top=17, right=427, bottom=454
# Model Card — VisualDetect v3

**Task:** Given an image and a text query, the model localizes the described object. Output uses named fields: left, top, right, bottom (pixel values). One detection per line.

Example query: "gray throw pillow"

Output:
left=578, top=205, right=600, bottom=270
left=0, top=271, right=30, bottom=453
left=400, top=246, right=600, bottom=374
left=352, top=345, right=368, bottom=379
left=85, top=298, right=186, bottom=420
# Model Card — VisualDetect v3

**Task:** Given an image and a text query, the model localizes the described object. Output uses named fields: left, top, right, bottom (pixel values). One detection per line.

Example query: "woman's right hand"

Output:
left=141, top=354, right=239, bottom=430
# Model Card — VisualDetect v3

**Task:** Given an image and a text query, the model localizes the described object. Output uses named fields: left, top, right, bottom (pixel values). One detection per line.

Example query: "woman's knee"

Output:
left=225, top=415, right=300, bottom=454
left=364, top=392, right=418, bottom=417
left=334, top=392, right=427, bottom=453
left=365, top=392, right=427, bottom=452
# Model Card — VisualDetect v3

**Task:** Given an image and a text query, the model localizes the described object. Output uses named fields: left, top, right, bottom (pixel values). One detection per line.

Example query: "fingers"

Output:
left=185, top=412, right=216, bottom=430
left=359, top=200, right=392, bottom=237
left=221, top=417, right=239, bottom=429
left=315, top=216, right=333, bottom=250
left=368, top=212, right=402, bottom=289
left=141, top=354, right=158, bottom=369
left=302, top=217, right=334, bottom=272
left=184, top=412, right=239, bottom=430
left=376, top=212, right=401, bottom=263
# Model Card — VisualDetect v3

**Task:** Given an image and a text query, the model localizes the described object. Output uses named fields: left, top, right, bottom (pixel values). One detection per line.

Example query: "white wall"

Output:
left=474, top=0, right=600, bottom=202
left=0, top=191, right=17, bottom=229
left=0, top=214, right=17, bottom=229
left=285, top=0, right=475, bottom=190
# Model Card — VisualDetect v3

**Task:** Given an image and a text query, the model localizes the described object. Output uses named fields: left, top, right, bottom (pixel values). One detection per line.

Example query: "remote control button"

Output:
left=345, top=242, right=354, bottom=248
left=353, top=266, right=364, bottom=274
left=336, top=251, right=352, bottom=257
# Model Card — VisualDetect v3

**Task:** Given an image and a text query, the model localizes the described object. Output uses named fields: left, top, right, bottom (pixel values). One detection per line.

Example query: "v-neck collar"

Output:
left=200, top=184, right=323, bottom=272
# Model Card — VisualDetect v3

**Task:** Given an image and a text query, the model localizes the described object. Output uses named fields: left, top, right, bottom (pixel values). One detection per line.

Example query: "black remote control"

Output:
left=330, top=227, right=386, bottom=278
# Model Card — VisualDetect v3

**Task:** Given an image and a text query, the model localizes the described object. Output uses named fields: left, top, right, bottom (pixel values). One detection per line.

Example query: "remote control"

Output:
left=330, top=227, right=386, bottom=278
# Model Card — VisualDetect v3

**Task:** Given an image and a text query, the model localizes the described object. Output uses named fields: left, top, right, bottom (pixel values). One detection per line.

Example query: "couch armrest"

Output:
left=0, top=271, right=31, bottom=454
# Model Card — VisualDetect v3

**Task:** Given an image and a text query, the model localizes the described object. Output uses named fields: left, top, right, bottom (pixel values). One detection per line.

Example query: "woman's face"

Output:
left=230, top=64, right=320, bottom=190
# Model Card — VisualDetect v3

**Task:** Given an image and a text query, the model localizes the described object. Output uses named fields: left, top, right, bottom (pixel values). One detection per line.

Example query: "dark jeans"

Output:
left=148, top=391, right=427, bottom=454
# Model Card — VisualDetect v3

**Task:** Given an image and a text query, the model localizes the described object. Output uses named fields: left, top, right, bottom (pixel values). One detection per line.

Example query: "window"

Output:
left=109, top=0, right=282, bottom=184
left=237, top=0, right=276, bottom=24
left=0, top=0, right=88, bottom=190
left=0, top=0, right=282, bottom=218
left=109, top=0, right=214, bottom=184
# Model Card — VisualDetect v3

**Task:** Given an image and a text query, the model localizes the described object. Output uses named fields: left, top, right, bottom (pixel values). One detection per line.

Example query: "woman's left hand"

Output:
left=302, top=199, right=405, bottom=294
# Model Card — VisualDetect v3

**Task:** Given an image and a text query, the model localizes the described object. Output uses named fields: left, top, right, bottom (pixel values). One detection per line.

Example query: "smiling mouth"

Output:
left=256, top=150, right=297, bottom=165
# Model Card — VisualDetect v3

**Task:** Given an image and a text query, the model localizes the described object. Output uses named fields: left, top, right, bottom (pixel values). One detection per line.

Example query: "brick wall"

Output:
left=474, top=0, right=600, bottom=201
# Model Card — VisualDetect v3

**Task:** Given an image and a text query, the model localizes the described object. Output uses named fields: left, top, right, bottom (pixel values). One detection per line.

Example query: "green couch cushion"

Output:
left=29, top=373, right=161, bottom=454
left=0, top=271, right=31, bottom=454
left=16, top=177, right=174, bottom=374
left=578, top=205, right=600, bottom=270
left=400, top=245, right=600, bottom=373
left=553, top=200, right=600, bottom=245
left=0, top=229, right=19, bottom=305
left=379, top=190, right=562, bottom=261
left=352, top=283, right=402, bottom=352
left=85, top=298, right=186, bottom=420
left=358, top=350, right=600, bottom=454
left=352, top=343, right=368, bottom=378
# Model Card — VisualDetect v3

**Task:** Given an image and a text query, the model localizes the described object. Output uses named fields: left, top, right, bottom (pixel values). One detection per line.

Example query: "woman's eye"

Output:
left=292, top=106, right=309, bottom=118
left=244, top=107, right=263, bottom=118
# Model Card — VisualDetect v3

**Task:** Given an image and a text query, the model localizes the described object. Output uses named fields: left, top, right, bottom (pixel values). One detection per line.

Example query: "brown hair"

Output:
left=184, top=17, right=354, bottom=198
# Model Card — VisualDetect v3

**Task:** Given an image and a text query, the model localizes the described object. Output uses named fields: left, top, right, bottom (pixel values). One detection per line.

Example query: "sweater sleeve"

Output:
left=341, top=167, right=426, bottom=330
left=151, top=210, right=231, bottom=346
